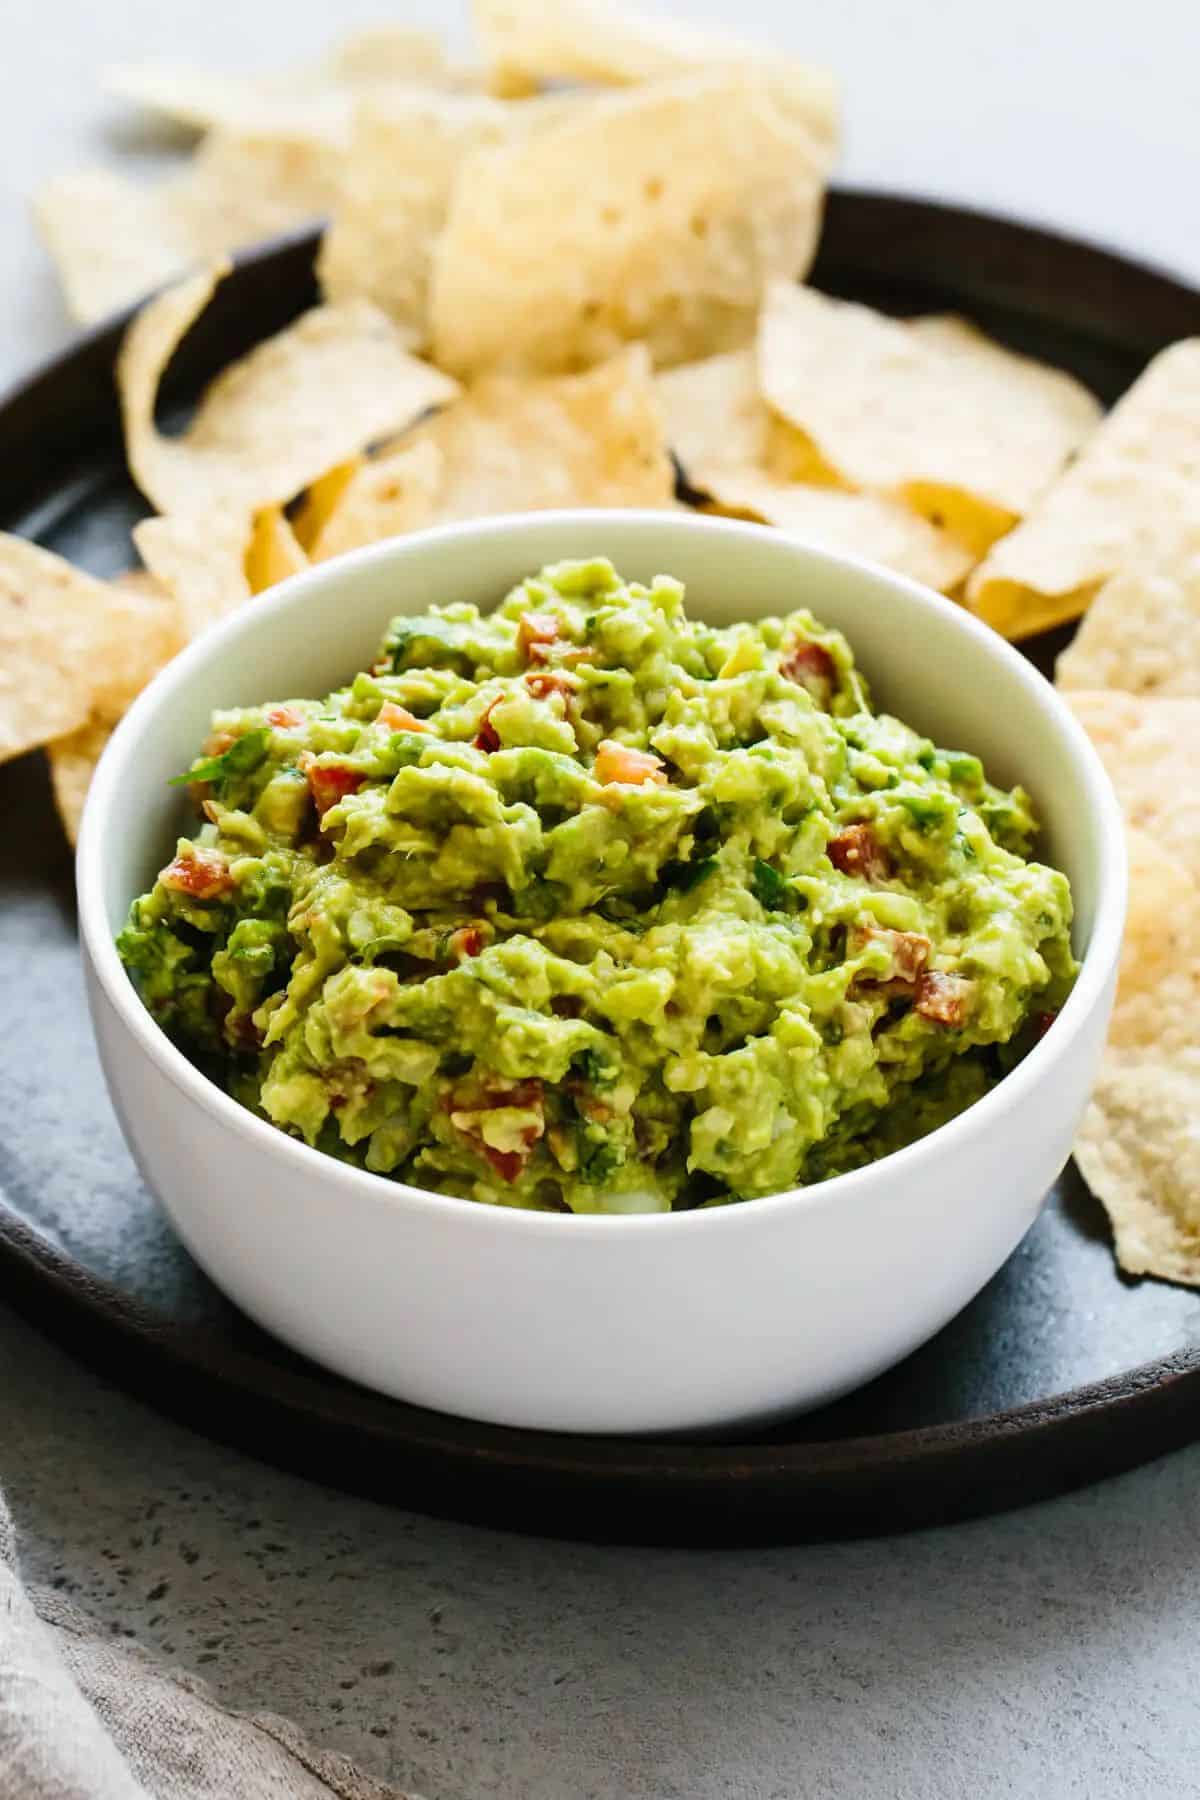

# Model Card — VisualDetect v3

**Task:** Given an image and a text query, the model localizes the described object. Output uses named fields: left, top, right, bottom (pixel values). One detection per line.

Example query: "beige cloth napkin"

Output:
left=0, top=1498, right=421, bottom=1800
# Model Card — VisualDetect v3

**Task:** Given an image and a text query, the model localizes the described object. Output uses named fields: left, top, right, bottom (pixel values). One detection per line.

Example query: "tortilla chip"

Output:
left=1063, top=691, right=1200, bottom=887
left=695, top=475, right=973, bottom=593
left=1076, top=1057, right=1200, bottom=1286
left=245, top=508, right=309, bottom=593
left=290, top=460, right=363, bottom=552
left=119, top=261, right=458, bottom=516
left=317, top=92, right=578, bottom=345
left=137, top=503, right=314, bottom=633
left=35, top=132, right=342, bottom=325
left=967, top=340, right=1200, bottom=636
left=105, top=28, right=449, bottom=141
left=309, top=441, right=443, bottom=560
left=472, top=0, right=838, bottom=149
left=655, top=349, right=773, bottom=476
left=414, top=346, right=676, bottom=518
left=48, top=720, right=114, bottom=847
left=1072, top=824, right=1200, bottom=1283
left=134, top=511, right=252, bottom=639
left=758, top=287, right=1103, bottom=560
left=1103, top=828, right=1199, bottom=1054
left=33, top=171, right=196, bottom=326
left=430, top=70, right=833, bottom=378
left=0, top=537, right=144, bottom=764
left=1055, top=517, right=1200, bottom=697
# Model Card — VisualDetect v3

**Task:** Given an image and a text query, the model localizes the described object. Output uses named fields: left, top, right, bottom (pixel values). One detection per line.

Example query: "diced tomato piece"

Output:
left=517, top=612, right=561, bottom=664
left=848, top=925, right=931, bottom=984
left=304, top=760, right=363, bottom=818
left=448, top=926, right=484, bottom=961
left=200, top=728, right=237, bottom=758
left=594, top=740, right=667, bottom=788
left=473, top=698, right=502, bottom=753
left=266, top=705, right=302, bottom=729
left=780, top=639, right=837, bottom=707
left=525, top=670, right=578, bottom=701
left=446, top=1077, right=545, bottom=1183
left=486, top=1079, right=544, bottom=1110
left=376, top=701, right=429, bottom=733
left=915, top=971, right=975, bottom=1027
left=828, top=823, right=893, bottom=883
left=161, top=846, right=234, bottom=901
left=479, top=1146, right=525, bottom=1182
left=1033, top=1009, right=1059, bottom=1040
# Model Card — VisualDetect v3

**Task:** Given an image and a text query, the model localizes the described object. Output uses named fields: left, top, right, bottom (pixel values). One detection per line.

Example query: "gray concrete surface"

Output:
left=5, top=3, right=1200, bottom=1795
left=6, top=1306, right=1200, bottom=1800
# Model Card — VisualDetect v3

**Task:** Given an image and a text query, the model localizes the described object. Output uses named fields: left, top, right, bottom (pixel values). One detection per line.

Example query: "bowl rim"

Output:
left=77, top=508, right=1127, bottom=1238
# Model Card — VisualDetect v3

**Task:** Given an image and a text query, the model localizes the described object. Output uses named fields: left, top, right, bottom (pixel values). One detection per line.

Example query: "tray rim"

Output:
left=3, top=187, right=1199, bottom=1540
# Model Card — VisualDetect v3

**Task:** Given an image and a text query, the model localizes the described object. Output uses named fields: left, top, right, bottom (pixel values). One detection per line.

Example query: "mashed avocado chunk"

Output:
left=118, top=559, right=1076, bottom=1213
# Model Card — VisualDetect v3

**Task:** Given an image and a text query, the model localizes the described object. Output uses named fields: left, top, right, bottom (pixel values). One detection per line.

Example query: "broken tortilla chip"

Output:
left=318, top=91, right=579, bottom=346
left=48, top=718, right=115, bottom=847
left=35, top=131, right=341, bottom=324
left=245, top=507, right=309, bottom=594
left=655, top=348, right=774, bottom=477
left=136, top=504, right=311, bottom=636
left=472, top=0, right=838, bottom=145
left=26, top=561, right=180, bottom=835
left=118, top=261, right=458, bottom=516
left=430, top=70, right=833, bottom=378
left=290, top=460, right=363, bottom=553
left=134, top=510, right=252, bottom=638
left=105, top=27, right=449, bottom=142
left=406, top=345, right=676, bottom=520
left=1072, top=826, right=1200, bottom=1285
left=1105, top=828, right=1199, bottom=1054
left=1055, top=516, right=1200, bottom=697
left=758, top=286, right=1103, bottom=560
left=1062, top=690, right=1200, bottom=887
left=695, top=475, right=973, bottom=593
left=967, top=340, right=1200, bottom=637
left=0, top=536, right=174, bottom=765
left=45, top=565, right=183, bottom=843
left=309, top=441, right=443, bottom=561
left=308, top=347, right=675, bottom=554
left=1075, top=1055, right=1200, bottom=1287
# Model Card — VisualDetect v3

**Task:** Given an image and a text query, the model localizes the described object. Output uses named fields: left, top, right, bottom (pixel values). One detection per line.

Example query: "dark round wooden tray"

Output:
left=2, top=192, right=1198, bottom=1545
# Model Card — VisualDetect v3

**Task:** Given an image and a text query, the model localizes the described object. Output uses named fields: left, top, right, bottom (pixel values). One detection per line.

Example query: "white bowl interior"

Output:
left=86, top=513, right=1114, bottom=970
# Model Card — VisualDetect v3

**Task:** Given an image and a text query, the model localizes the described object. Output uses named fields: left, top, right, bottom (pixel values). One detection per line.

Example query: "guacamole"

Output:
left=118, top=559, right=1076, bottom=1213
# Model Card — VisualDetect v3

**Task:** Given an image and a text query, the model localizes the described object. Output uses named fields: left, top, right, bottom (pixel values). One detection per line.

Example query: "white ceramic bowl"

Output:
left=77, top=512, right=1125, bottom=1435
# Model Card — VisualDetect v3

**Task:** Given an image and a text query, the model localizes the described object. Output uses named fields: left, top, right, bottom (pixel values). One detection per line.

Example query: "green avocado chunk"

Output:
left=117, top=558, right=1076, bottom=1214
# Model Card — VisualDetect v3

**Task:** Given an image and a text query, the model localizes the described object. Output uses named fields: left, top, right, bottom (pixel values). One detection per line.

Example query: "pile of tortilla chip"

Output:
left=11, top=3, right=1200, bottom=1290
left=1054, top=537, right=1200, bottom=1287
